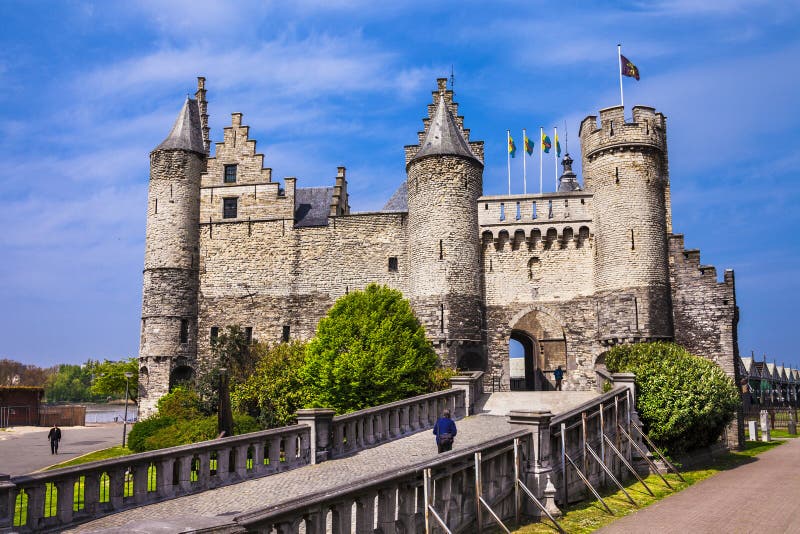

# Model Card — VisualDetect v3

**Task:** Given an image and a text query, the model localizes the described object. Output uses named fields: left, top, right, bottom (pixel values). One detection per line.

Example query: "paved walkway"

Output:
left=599, top=437, right=800, bottom=534
left=0, top=423, right=123, bottom=475
left=68, top=414, right=520, bottom=533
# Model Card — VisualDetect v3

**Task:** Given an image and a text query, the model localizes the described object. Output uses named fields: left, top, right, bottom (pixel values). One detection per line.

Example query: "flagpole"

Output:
left=506, top=130, right=511, bottom=195
left=618, top=43, right=624, bottom=108
left=522, top=128, right=527, bottom=194
left=554, top=126, right=559, bottom=191
left=539, top=127, right=543, bottom=194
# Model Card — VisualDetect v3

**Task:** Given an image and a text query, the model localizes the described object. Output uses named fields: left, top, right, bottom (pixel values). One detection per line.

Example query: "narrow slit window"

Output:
left=244, top=327, right=253, bottom=344
left=440, top=304, right=445, bottom=333
left=548, top=200, right=554, bottom=218
left=154, top=198, right=158, bottom=214
left=615, top=167, right=620, bottom=184
left=631, top=229, right=635, bottom=250
left=282, top=325, right=290, bottom=342
left=180, top=319, right=189, bottom=344
left=224, top=165, right=237, bottom=184
left=439, top=240, right=443, bottom=260
left=388, top=257, right=398, bottom=272
left=210, top=327, right=219, bottom=345
left=499, top=203, right=506, bottom=221
left=532, top=202, right=537, bottom=219
left=515, top=202, right=521, bottom=220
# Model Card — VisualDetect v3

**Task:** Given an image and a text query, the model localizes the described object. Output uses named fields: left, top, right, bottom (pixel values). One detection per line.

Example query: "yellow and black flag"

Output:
left=620, top=54, right=640, bottom=80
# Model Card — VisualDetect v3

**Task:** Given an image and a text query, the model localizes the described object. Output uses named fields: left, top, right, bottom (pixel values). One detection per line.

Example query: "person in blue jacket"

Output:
left=433, top=409, right=457, bottom=453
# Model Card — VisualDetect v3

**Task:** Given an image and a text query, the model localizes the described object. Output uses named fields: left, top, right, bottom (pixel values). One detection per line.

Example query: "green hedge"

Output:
left=605, top=342, right=740, bottom=455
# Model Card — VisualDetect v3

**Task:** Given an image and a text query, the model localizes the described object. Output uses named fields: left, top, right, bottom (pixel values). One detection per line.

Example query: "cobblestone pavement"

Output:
left=599, top=437, right=800, bottom=534
left=0, top=423, right=122, bottom=476
left=69, top=415, right=520, bottom=532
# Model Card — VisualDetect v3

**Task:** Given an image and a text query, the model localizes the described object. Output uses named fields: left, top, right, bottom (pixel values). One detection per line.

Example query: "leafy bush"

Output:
left=231, top=341, right=309, bottom=428
left=605, top=342, right=740, bottom=455
left=128, top=387, right=261, bottom=452
left=301, top=284, right=438, bottom=413
left=127, top=416, right=175, bottom=453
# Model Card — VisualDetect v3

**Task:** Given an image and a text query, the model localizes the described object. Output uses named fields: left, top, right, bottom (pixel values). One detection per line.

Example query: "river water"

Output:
left=84, top=403, right=139, bottom=424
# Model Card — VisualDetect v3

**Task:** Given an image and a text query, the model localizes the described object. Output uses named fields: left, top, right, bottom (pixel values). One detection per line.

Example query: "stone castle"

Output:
left=138, top=77, right=741, bottom=430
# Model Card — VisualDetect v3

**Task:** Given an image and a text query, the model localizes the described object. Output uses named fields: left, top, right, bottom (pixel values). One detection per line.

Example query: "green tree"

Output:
left=45, top=361, right=99, bottom=402
left=232, top=341, right=309, bottom=427
left=300, top=284, right=438, bottom=413
left=195, top=325, right=255, bottom=412
left=90, top=357, right=138, bottom=402
left=605, top=342, right=740, bottom=455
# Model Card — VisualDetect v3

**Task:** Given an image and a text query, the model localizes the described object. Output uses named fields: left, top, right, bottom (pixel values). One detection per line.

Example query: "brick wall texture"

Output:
left=137, top=79, right=743, bottom=447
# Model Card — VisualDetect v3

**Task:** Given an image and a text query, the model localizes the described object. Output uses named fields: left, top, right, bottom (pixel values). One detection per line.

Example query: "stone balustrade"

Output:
left=328, top=387, right=467, bottom=460
left=234, top=430, right=531, bottom=533
left=1, top=424, right=310, bottom=532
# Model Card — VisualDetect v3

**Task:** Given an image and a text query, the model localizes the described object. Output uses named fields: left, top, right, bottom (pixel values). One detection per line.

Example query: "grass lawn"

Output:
left=513, top=440, right=784, bottom=534
left=766, top=428, right=798, bottom=439
left=45, top=446, right=133, bottom=470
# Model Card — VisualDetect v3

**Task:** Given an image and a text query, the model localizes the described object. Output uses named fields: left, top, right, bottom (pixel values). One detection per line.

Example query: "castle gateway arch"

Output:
left=508, top=308, right=568, bottom=390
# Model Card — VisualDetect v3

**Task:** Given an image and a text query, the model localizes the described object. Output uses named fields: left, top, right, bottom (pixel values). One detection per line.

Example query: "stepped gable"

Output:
left=294, top=187, right=335, bottom=227
left=410, top=93, right=480, bottom=165
left=154, top=97, right=205, bottom=154
left=383, top=181, right=408, bottom=212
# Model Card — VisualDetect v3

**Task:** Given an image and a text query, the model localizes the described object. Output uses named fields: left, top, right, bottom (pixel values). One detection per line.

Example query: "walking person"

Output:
left=433, top=409, right=457, bottom=453
left=553, top=366, right=564, bottom=391
left=47, top=425, right=62, bottom=455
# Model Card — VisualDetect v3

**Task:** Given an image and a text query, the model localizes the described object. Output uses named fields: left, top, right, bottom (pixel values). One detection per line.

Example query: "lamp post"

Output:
left=122, top=371, right=133, bottom=448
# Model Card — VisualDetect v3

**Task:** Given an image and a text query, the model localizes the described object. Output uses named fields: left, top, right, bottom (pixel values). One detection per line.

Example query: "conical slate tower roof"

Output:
left=411, top=94, right=480, bottom=165
left=154, top=97, right=205, bottom=154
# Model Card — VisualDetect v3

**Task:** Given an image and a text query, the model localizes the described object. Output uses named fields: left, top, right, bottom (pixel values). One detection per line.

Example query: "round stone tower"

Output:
left=579, top=105, right=673, bottom=345
left=405, top=79, right=485, bottom=367
left=138, top=90, right=207, bottom=417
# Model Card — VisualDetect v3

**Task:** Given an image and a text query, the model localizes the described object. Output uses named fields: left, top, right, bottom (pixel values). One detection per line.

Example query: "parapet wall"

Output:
left=579, top=105, right=666, bottom=159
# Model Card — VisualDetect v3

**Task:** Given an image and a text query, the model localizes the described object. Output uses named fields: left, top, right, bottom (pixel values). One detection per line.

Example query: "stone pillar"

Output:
left=0, top=475, right=15, bottom=528
left=55, top=478, right=75, bottom=524
left=450, top=374, right=479, bottom=417
left=747, top=420, right=758, bottom=441
left=760, top=410, right=771, bottom=442
left=788, top=409, right=797, bottom=436
left=508, top=411, right=561, bottom=519
left=295, top=408, right=336, bottom=464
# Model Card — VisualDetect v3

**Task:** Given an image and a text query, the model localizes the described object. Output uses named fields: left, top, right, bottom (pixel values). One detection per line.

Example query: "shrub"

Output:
left=231, top=341, right=309, bottom=428
left=156, top=387, right=204, bottom=419
left=605, top=342, right=740, bottom=455
left=140, top=413, right=260, bottom=452
left=127, top=416, right=175, bottom=453
left=301, top=284, right=438, bottom=413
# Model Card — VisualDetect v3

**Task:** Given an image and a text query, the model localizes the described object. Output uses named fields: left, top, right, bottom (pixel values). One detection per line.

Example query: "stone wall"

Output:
left=197, top=212, right=409, bottom=364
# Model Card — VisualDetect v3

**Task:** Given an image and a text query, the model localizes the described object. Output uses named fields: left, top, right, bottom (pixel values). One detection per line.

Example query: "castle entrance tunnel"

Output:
left=508, top=310, right=568, bottom=391
left=169, top=365, right=194, bottom=391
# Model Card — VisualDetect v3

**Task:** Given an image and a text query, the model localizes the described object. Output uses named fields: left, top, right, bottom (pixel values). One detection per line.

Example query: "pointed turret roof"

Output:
left=557, top=153, right=582, bottom=192
left=154, top=97, right=205, bottom=154
left=411, top=94, right=480, bottom=165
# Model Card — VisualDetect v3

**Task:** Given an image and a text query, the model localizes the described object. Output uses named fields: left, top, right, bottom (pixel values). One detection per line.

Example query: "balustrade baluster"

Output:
left=108, top=468, right=125, bottom=509
left=330, top=500, right=353, bottom=534
left=82, top=472, right=99, bottom=515
left=55, top=478, right=74, bottom=524
left=365, top=415, right=375, bottom=445
left=377, top=486, right=397, bottom=534
left=268, top=439, right=281, bottom=472
left=355, top=492, right=376, bottom=534
left=396, top=483, right=417, bottom=532
left=133, top=463, right=149, bottom=504
left=401, top=405, right=411, bottom=434
left=26, top=484, right=45, bottom=530
left=304, top=506, right=327, bottom=534
left=215, top=447, right=230, bottom=483
left=234, top=444, right=248, bottom=479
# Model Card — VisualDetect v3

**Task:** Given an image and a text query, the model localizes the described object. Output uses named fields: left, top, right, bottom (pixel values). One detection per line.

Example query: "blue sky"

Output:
left=1, top=1, right=798, bottom=369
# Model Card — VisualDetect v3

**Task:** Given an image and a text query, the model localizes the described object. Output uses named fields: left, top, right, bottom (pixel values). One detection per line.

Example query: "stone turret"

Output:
left=138, top=86, right=206, bottom=417
left=579, top=105, right=673, bottom=345
left=405, top=79, right=485, bottom=368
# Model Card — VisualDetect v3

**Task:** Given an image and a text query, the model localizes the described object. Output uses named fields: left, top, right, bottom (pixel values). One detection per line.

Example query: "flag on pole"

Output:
left=508, top=134, right=517, bottom=158
left=524, top=133, right=534, bottom=156
left=620, top=54, right=640, bottom=80
left=541, top=133, right=552, bottom=153
left=555, top=131, right=561, bottom=157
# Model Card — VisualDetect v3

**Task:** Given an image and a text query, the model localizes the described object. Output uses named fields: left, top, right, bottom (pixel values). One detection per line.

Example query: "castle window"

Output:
left=388, top=257, right=399, bottom=272
left=548, top=200, right=554, bottom=218
left=499, top=203, right=506, bottom=221
left=631, top=229, right=635, bottom=250
left=615, top=167, right=620, bottom=185
left=210, top=327, right=219, bottom=344
left=440, top=304, right=445, bottom=333
left=282, top=325, right=290, bottom=342
left=439, top=240, right=443, bottom=260
left=224, top=165, right=237, bottom=184
left=244, top=327, right=253, bottom=344
left=485, top=203, right=489, bottom=210
left=180, top=319, right=189, bottom=344
left=532, top=202, right=537, bottom=219
left=223, top=197, right=238, bottom=219
left=515, top=202, right=521, bottom=220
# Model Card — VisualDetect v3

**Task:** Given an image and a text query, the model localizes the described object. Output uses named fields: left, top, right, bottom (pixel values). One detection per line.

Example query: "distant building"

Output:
left=0, top=387, right=44, bottom=426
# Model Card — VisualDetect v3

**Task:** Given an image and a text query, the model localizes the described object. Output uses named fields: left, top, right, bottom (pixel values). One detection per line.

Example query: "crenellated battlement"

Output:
left=579, top=105, right=666, bottom=160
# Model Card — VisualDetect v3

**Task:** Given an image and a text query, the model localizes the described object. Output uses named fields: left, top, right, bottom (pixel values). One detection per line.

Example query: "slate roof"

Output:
left=411, top=94, right=480, bottom=165
left=294, top=187, right=334, bottom=227
left=383, top=182, right=408, bottom=212
left=154, top=98, right=205, bottom=154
